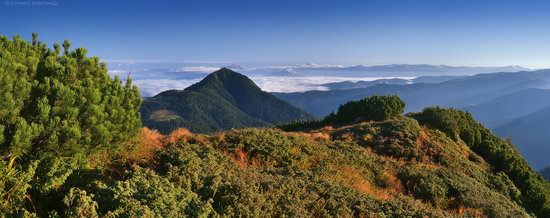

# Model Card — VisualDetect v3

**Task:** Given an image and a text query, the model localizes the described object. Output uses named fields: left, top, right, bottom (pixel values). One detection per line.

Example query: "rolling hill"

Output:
left=495, top=106, right=550, bottom=169
left=464, top=88, right=550, bottom=128
left=141, top=68, right=313, bottom=133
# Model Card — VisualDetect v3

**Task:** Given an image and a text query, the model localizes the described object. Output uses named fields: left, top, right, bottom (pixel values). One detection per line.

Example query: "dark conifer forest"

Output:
left=1, top=34, right=549, bottom=217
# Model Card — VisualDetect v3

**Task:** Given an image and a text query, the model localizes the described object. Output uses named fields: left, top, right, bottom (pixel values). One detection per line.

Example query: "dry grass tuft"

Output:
left=290, top=132, right=331, bottom=142
left=141, top=127, right=165, bottom=150
left=310, top=132, right=331, bottom=141
left=329, top=165, right=394, bottom=200
left=111, top=128, right=166, bottom=166
left=319, top=125, right=335, bottom=131
left=168, top=128, right=192, bottom=143
left=234, top=147, right=248, bottom=167
left=132, top=128, right=165, bottom=160
left=381, top=169, right=405, bottom=194
left=456, top=206, right=485, bottom=217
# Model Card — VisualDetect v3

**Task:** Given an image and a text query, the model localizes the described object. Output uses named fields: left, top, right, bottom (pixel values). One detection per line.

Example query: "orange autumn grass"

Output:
left=119, top=127, right=192, bottom=164
left=328, top=165, right=404, bottom=200
left=167, top=128, right=192, bottom=143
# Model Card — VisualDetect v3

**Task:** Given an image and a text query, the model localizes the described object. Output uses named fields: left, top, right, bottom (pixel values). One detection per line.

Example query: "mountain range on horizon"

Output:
left=110, top=63, right=536, bottom=97
left=110, top=63, right=532, bottom=75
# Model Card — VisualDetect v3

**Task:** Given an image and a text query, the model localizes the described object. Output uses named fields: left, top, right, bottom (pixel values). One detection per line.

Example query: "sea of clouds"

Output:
left=107, top=63, right=415, bottom=97
left=113, top=73, right=413, bottom=97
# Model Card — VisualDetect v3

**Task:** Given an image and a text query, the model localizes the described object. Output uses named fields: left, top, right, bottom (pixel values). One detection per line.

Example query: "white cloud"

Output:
left=108, top=69, right=129, bottom=74
left=108, top=64, right=417, bottom=96
left=132, top=75, right=414, bottom=97
left=133, top=79, right=203, bottom=97
left=249, top=63, right=346, bottom=70
left=249, top=76, right=413, bottom=92
left=103, top=59, right=229, bottom=64
left=175, top=66, right=221, bottom=72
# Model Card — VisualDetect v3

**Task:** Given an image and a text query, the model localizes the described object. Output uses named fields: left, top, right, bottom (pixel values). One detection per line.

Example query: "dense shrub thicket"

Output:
left=280, top=97, right=549, bottom=216
left=0, top=34, right=142, bottom=216
left=45, top=120, right=530, bottom=217
left=332, top=95, right=405, bottom=123
left=411, top=106, right=550, bottom=217
left=279, top=95, right=405, bottom=131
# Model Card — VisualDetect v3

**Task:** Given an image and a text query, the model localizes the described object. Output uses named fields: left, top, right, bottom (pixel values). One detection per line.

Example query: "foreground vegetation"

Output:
left=1, top=35, right=549, bottom=217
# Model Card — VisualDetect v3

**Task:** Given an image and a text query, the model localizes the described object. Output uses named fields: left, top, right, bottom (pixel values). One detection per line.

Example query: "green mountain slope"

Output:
left=141, top=68, right=313, bottom=133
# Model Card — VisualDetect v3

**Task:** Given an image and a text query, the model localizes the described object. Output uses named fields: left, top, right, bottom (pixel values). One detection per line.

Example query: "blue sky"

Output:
left=2, top=0, right=550, bottom=68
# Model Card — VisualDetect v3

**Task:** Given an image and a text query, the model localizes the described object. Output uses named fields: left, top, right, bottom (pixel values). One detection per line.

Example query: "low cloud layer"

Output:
left=108, top=64, right=430, bottom=96
left=132, top=79, right=203, bottom=97
left=123, top=74, right=412, bottom=97
left=249, top=76, right=410, bottom=93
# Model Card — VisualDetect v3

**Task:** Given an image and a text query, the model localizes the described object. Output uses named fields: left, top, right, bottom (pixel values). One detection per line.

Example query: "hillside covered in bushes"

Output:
left=1, top=35, right=549, bottom=217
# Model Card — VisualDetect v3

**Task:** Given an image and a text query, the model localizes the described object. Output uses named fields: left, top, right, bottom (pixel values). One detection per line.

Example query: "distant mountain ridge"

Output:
left=464, top=88, right=550, bottom=127
left=274, top=69, right=550, bottom=169
left=261, top=64, right=532, bottom=77
left=342, top=64, right=528, bottom=72
left=141, top=68, right=313, bottom=133
left=495, top=106, right=550, bottom=169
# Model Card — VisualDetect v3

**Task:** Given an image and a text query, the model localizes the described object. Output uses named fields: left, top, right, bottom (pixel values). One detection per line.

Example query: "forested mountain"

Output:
left=141, top=68, right=313, bottom=133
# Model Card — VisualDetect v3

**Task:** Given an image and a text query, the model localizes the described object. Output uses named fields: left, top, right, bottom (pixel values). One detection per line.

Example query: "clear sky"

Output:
left=2, top=0, right=550, bottom=68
